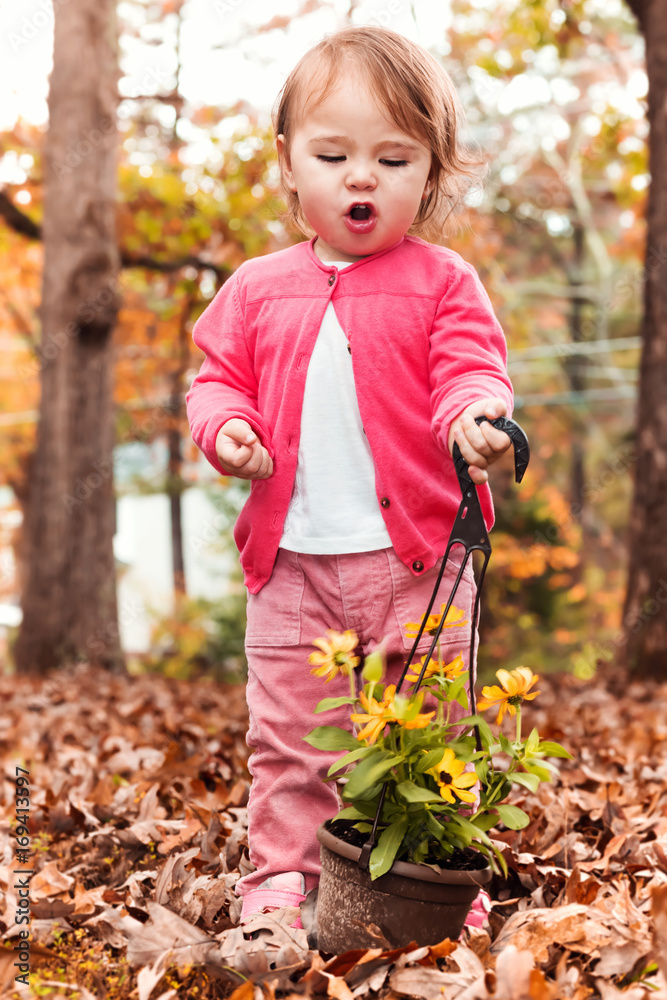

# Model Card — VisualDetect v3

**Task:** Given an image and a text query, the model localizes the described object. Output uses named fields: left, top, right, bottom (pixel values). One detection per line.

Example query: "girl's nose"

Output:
left=345, top=159, right=377, bottom=190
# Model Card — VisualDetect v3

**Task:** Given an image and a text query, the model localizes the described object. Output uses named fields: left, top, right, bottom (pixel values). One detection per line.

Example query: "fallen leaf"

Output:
left=494, top=944, right=535, bottom=999
left=126, top=900, right=220, bottom=969
left=490, top=904, right=611, bottom=963
left=30, top=860, right=74, bottom=901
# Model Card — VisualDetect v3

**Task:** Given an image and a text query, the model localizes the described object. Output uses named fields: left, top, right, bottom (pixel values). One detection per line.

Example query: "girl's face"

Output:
left=276, top=73, right=433, bottom=262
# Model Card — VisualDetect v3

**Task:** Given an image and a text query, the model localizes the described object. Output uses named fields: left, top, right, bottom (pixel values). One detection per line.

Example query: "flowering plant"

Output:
left=304, top=607, right=572, bottom=880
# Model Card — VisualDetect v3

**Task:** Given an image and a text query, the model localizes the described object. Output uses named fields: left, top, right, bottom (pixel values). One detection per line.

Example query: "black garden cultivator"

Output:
left=358, top=415, right=530, bottom=870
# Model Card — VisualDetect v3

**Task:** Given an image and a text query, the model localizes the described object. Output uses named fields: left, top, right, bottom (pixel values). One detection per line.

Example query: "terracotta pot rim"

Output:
left=317, top=821, right=492, bottom=887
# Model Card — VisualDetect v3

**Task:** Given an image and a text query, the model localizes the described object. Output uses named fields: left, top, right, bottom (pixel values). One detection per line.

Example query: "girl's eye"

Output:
left=315, top=155, right=408, bottom=167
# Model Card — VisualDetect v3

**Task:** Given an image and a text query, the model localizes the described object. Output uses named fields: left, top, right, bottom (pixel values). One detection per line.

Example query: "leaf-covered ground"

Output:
left=2, top=663, right=667, bottom=999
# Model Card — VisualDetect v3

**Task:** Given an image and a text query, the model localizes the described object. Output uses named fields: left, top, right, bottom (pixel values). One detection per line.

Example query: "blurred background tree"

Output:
left=11, top=0, right=122, bottom=675
left=620, top=0, right=667, bottom=676
left=438, top=0, right=647, bottom=674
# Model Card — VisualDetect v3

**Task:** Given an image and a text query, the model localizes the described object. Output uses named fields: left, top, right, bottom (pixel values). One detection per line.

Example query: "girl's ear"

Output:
left=276, top=133, right=297, bottom=193
left=422, top=164, right=435, bottom=200
left=422, top=166, right=435, bottom=200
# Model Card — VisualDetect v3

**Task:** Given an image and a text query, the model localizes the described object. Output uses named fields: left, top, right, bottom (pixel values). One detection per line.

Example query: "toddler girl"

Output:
left=186, top=24, right=513, bottom=928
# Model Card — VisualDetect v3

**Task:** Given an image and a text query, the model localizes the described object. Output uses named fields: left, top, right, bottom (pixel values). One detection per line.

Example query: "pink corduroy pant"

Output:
left=235, top=545, right=478, bottom=898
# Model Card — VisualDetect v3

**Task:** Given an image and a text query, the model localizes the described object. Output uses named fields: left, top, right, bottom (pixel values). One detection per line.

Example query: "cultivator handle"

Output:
left=452, top=415, right=530, bottom=494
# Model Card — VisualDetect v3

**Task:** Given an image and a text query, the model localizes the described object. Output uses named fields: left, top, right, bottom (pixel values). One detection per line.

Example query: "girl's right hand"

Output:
left=215, top=419, right=274, bottom=480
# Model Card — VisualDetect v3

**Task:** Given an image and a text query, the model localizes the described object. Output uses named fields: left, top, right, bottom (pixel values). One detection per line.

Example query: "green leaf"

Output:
left=471, top=838, right=507, bottom=878
left=326, top=744, right=376, bottom=777
left=332, top=805, right=372, bottom=822
left=498, top=732, right=519, bottom=759
left=314, top=696, right=358, bottom=714
left=456, top=714, right=494, bottom=748
left=524, top=755, right=559, bottom=778
left=425, top=811, right=446, bottom=839
left=455, top=687, right=470, bottom=710
left=447, top=737, right=479, bottom=761
left=510, top=771, right=540, bottom=792
left=380, top=799, right=404, bottom=821
left=361, top=649, right=385, bottom=683
left=343, top=753, right=403, bottom=800
left=522, top=762, right=553, bottom=782
left=525, top=727, right=540, bottom=753
left=471, top=812, right=500, bottom=832
left=368, top=815, right=409, bottom=880
left=538, top=741, right=574, bottom=759
left=395, top=780, right=443, bottom=804
left=335, top=798, right=382, bottom=821
left=303, top=726, right=360, bottom=751
left=411, top=838, right=430, bottom=864
left=449, top=813, right=493, bottom=846
left=440, top=817, right=471, bottom=849
left=452, top=735, right=477, bottom=750
left=475, top=759, right=489, bottom=784
left=402, top=728, right=428, bottom=753
left=447, top=671, right=470, bottom=704
left=494, top=804, right=530, bottom=830
left=413, top=748, right=445, bottom=773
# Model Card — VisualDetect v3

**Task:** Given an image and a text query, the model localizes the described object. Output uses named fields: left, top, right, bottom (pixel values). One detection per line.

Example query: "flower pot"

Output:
left=315, top=821, right=492, bottom=953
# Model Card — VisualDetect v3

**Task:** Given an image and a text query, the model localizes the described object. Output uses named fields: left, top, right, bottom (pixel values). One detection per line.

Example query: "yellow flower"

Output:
left=308, top=629, right=360, bottom=683
left=350, top=684, right=397, bottom=744
left=390, top=689, right=436, bottom=730
left=405, top=651, right=466, bottom=685
left=404, top=604, right=468, bottom=639
left=350, top=686, right=435, bottom=743
left=477, top=667, right=540, bottom=724
left=427, top=748, right=479, bottom=804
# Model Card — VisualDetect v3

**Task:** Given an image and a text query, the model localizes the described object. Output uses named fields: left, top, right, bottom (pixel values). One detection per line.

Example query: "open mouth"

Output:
left=348, top=203, right=373, bottom=220
left=344, top=202, right=377, bottom=234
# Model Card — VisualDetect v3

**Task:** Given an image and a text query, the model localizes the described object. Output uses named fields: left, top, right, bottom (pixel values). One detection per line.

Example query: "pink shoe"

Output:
left=462, top=889, right=491, bottom=932
left=240, top=871, right=306, bottom=929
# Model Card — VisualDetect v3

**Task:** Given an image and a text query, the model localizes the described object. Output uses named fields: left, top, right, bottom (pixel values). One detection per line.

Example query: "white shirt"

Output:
left=279, top=260, right=392, bottom=554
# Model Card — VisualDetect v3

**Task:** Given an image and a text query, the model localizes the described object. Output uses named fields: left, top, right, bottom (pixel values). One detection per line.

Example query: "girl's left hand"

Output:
left=448, top=398, right=511, bottom=485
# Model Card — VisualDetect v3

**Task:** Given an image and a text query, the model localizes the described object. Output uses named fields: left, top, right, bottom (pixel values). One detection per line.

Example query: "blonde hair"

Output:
left=271, top=25, right=487, bottom=243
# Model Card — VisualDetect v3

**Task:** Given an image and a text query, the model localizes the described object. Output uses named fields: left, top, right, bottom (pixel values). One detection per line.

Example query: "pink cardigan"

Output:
left=186, top=233, right=513, bottom=593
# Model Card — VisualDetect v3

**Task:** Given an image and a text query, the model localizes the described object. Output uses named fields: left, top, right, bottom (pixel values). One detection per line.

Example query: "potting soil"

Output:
left=326, top=818, right=490, bottom=871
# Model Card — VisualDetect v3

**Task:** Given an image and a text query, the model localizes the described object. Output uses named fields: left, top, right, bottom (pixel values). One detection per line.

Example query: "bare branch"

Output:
left=0, top=191, right=41, bottom=239
left=504, top=282, right=602, bottom=301
left=0, top=190, right=230, bottom=279
left=119, top=252, right=230, bottom=279
left=543, top=137, right=613, bottom=315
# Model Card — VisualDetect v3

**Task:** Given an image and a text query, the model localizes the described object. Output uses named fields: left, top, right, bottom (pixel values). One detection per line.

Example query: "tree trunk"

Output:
left=623, top=0, right=667, bottom=673
left=564, top=223, right=587, bottom=582
left=165, top=12, right=188, bottom=605
left=166, top=297, right=194, bottom=601
left=13, top=0, right=122, bottom=674
left=167, top=422, right=186, bottom=599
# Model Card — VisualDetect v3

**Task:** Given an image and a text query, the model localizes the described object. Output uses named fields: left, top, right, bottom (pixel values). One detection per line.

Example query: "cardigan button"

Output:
left=347, top=343, right=352, bottom=354
left=412, top=560, right=424, bottom=572
left=380, top=497, right=390, bottom=508
left=328, top=274, right=335, bottom=286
